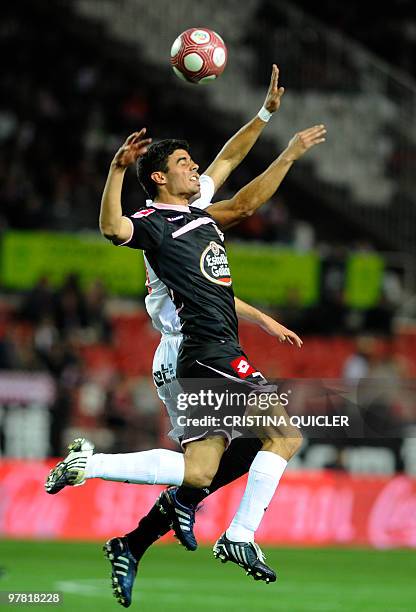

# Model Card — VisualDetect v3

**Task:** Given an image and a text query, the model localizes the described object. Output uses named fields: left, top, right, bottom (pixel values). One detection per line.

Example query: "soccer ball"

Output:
left=170, top=28, right=227, bottom=84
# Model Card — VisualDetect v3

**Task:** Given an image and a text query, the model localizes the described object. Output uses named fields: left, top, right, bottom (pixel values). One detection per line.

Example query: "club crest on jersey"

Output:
left=200, top=241, right=232, bottom=286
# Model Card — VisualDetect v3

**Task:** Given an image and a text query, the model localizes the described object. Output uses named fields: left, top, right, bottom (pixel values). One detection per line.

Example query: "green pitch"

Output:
left=0, top=540, right=414, bottom=611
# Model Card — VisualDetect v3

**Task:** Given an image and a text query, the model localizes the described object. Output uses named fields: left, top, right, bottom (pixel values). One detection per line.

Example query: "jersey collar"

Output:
left=146, top=200, right=190, bottom=213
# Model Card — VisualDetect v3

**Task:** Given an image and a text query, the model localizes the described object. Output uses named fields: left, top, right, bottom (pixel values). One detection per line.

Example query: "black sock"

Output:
left=209, top=437, right=262, bottom=492
left=125, top=502, right=170, bottom=562
left=175, top=486, right=210, bottom=507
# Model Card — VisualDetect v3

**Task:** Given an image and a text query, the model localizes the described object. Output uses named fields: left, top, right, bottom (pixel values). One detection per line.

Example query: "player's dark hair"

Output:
left=137, top=139, right=190, bottom=200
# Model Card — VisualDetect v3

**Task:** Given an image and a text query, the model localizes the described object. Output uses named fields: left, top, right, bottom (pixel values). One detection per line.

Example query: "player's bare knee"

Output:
left=183, top=465, right=215, bottom=488
left=182, top=436, right=225, bottom=487
left=262, top=429, right=303, bottom=460
left=285, top=432, right=303, bottom=458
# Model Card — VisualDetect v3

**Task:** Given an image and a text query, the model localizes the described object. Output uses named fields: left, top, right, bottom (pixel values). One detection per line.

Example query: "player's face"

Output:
left=164, top=149, right=200, bottom=198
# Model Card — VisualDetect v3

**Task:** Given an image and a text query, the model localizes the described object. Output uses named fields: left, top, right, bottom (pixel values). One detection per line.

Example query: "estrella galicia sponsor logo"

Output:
left=200, top=241, right=232, bottom=286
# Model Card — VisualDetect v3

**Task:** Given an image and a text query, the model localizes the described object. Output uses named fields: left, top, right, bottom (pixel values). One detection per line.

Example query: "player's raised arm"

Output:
left=203, top=64, right=284, bottom=192
left=99, top=129, right=152, bottom=242
left=235, top=297, right=303, bottom=347
left=206, top=124, right=326, bottom=228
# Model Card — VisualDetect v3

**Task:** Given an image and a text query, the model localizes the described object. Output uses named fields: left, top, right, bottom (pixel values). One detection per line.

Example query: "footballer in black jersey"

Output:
left=98, top=97, right=325, bottom=598
left=118, top=199, right=271, bottom=443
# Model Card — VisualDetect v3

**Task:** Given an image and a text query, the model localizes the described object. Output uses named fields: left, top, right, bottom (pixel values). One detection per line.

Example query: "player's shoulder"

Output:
left=129, top=206, right=158, bottom=219
left=188, top=205, right=211, bottom=218
left=127, top=206, right=169, bottom=228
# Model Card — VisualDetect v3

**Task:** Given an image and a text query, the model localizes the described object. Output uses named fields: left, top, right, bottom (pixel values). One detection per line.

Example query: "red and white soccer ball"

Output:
left=170, top=28, right=227, bottom=84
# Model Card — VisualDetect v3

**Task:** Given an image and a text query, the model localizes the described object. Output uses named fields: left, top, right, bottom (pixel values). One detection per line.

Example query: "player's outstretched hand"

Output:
left=284, top=124, right=326, bottom=161
left=263, top=64, right=285, bottom=113
left=112, top=129, right=152, bottom=169
left=263, top=319, right=303, bottom=348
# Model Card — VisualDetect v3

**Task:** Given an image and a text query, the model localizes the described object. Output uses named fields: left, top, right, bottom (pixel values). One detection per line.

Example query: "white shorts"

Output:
left=152, top=334, right=183, bottom=443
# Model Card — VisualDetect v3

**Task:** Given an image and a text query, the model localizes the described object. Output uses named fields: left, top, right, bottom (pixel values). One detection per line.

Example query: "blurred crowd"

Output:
left=0, top=274, right=112, bottom=371
left=1, top=1, right=405, bottom=251
left=248, top=0, right=416, bottom=86
left=293, top=0, right=416, bottom=79
left=0, top=273, right=161, bottom=455
left=0, top=1, right=309, bottom=246
left=1, top=2, right=144, bottom=233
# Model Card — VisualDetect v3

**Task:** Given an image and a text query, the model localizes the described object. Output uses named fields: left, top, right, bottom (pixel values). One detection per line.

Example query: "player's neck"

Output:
left=154, top=192, right=190, bottom=207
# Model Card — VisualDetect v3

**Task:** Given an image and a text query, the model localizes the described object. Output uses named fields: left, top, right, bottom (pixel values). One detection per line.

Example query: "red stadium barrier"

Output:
left=1, top=461, right=415, bottom=548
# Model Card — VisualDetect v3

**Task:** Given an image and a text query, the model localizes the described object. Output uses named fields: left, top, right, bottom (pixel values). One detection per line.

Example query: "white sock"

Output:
left=84, top=449, right=185, bottom=485
left=226, top=451, right=287, bottom=543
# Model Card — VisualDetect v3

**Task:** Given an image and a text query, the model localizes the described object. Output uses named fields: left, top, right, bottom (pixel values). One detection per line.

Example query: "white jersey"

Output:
left=143, top=174, right=215, bottom=336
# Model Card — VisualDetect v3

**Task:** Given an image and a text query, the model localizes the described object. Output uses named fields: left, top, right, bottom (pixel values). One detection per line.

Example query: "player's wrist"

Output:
left=278, top=149, right=297, bottom=163
left=110, top=161, right=128, bottom=172
left=257, top=106, right=273, bottom=123
left=259, top=312, right=273, bottom=331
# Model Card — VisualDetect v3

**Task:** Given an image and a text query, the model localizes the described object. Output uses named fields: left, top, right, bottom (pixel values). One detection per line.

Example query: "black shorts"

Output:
left=177, top=338, right=272, bottom=446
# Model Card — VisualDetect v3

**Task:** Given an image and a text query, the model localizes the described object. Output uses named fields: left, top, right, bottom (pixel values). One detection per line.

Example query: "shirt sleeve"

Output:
left=117, top=208, right=165, bottom=251
left=189, top=174, right=215, bottom=210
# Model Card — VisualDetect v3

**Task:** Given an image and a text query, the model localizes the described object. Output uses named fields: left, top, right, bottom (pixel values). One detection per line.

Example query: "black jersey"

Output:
left=118, top=202, right=239, bottom=344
